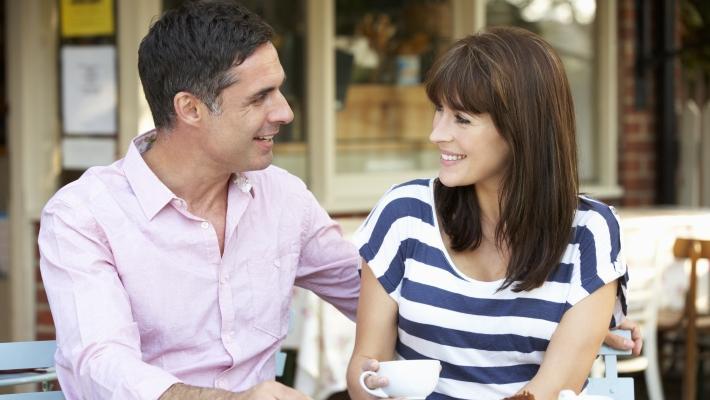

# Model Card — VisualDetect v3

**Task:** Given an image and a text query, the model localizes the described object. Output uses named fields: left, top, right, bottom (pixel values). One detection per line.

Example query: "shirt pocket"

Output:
left=246, top=251, right=299, bottom=339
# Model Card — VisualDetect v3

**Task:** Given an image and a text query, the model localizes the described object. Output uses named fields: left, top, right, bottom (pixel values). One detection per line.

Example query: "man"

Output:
left=39, top=2, right=641, bottom=400
left=39, top=2, right=358, bottom=399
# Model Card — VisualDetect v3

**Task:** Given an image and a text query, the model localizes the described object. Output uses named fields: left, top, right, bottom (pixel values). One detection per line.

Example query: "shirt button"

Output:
left=200, top=221, right=209, bottom=229
left=220, top=275, right=228, bottom=284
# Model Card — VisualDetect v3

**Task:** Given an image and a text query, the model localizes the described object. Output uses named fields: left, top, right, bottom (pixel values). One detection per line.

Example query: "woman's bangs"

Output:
left=425, top=46, right=493, bottom=115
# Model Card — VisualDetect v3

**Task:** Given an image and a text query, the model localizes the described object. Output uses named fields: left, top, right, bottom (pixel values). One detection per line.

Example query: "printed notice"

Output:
left=61, top=45, right=117, bottom=135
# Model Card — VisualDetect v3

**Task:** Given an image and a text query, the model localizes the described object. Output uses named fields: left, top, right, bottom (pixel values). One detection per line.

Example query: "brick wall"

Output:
left=617, top=0, right=658, bottom=206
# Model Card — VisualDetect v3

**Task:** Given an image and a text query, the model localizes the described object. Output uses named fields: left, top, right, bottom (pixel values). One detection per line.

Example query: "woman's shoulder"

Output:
left=573, top=195, right=622, bottom=242
left=373, top=178, right=435, bottom=210
left=359, top=178, right=436, bottom=234
left=575, top=195, right=620, bottom=224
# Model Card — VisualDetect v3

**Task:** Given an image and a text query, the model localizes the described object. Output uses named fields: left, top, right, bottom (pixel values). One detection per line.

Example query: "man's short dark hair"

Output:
left=138, top=0, right=274, bottom=129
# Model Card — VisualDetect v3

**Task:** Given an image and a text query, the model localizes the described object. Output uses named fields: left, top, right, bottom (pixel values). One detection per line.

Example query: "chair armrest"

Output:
left=599, top=329, right=632, bottom=356
left=0, top=368, right=57, bottom=387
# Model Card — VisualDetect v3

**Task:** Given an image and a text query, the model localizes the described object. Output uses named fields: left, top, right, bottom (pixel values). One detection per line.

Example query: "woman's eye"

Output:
left=455, top=114, right=470, bottom=124
left=434, top=105, right=443, bottom=112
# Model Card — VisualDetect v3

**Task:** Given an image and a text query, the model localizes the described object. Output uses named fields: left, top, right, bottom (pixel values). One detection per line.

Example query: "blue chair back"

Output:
left=0, top=340, right=63, bottom=399
left=587, top=330, right=635, bottom=400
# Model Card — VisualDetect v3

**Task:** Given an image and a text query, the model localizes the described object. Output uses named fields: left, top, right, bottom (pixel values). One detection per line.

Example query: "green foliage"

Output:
left=680, top=0, right=710, bottom=76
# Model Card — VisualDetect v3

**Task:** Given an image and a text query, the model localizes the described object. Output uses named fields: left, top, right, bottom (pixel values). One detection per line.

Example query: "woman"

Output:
left=346, top=27, right=628, bottom=400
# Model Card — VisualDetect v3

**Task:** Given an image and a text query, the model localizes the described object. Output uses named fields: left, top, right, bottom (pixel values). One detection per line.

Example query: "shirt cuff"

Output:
left=126, top=368, right=182, bottom=400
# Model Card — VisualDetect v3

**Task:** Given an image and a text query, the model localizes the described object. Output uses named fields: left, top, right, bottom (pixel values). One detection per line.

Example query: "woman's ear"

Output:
left=173, top=91, right=203, bottom=127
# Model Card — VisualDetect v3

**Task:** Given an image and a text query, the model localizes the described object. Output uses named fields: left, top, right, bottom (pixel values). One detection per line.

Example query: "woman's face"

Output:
left=429, top=104, right=510, bottom=190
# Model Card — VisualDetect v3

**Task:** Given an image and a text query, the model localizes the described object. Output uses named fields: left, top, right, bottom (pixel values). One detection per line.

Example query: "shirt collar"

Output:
left=123, top=130, right=255, bottom=220
left=232, top=172, right=254, bottom=195
left=123, top=131, right=175, bottom=220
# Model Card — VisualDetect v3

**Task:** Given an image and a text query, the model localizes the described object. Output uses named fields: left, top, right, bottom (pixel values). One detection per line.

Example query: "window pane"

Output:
left=335, top=0, right=452, bottom=174
left=162, top=0, right=307, bottom=182
left=486, top=0, right=597, bottom=182
left=247, top=1, right=307, bottom=181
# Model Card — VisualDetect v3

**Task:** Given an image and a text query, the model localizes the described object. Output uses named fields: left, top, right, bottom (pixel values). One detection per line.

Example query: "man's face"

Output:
left=199, top=42, right=293, bottom=173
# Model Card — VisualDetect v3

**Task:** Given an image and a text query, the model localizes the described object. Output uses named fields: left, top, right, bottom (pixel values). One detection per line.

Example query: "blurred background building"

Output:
left=0, top=0, right=709, bottom=399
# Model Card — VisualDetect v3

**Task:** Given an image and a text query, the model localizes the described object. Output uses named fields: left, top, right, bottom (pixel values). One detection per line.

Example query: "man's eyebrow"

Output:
left=246, top=87, right=274, bottom=103
left=245, top=74, right=288, bottom=103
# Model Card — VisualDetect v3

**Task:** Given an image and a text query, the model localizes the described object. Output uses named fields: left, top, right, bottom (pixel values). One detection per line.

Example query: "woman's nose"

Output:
left=429, top=116, right=451, bottom=144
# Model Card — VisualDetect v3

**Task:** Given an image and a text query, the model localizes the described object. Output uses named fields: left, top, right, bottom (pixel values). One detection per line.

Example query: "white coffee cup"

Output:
left=358, top=359, right=441, bottom=399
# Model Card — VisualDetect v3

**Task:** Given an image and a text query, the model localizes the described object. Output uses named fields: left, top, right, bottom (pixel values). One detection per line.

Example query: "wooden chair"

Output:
left=657, top=237, right=710, bottom=400
left=0, top=340, right=63, bottom=399
left=588, top=329, right=635, bottom=400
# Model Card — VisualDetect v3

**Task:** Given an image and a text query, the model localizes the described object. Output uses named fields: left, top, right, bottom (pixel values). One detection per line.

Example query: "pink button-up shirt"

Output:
left=38, top=131, right=360, bottom=400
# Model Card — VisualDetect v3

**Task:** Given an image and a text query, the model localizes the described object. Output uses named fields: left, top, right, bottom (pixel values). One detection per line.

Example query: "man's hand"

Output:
left=603, top=319, right=643, bottom=356
left=160, top=382, right=311, bottom=400
left=235, top=381, right=312, bottom=400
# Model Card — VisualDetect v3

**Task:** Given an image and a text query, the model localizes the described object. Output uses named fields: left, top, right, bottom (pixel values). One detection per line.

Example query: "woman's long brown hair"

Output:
left=425, top=27, right=579, bottom=292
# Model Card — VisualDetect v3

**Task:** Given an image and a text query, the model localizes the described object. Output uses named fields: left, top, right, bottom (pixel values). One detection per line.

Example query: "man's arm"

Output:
left=160, top=382, right=310, bottom=400
left=160, top=384, right=237, bottom=399
left=293, top=191, right=361, bottom=320
left=39, top=200, right=181, bottom=399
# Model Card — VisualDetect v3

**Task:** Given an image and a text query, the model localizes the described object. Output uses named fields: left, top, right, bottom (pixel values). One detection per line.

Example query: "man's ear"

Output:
left=173, top=92, right=203, bottom=127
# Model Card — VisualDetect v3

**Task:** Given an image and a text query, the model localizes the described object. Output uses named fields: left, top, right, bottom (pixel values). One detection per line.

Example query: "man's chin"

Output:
left=248, top=156, right=273, bottom=171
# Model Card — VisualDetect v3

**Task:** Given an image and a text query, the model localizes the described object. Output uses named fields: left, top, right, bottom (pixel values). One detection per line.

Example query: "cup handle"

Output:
left=359, top=370, right=388, bottom=398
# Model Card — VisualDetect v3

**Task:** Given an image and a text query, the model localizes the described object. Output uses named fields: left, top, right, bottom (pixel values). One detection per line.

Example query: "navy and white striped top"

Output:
left=352, top=178, right=628, bottom=400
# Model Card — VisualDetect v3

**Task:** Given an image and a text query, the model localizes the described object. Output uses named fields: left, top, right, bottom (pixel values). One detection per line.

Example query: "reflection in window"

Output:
left=162, top=0, right=307, bottom=181
left=486, top=0, right=598, bottom=182
left=335, top=0, right=452, bottom=174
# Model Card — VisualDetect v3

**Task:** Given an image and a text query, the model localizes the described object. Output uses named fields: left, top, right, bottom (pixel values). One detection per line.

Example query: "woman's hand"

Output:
left=603, top=319, right=643, bottom=356
left=359, top=358, right=390, bottom=394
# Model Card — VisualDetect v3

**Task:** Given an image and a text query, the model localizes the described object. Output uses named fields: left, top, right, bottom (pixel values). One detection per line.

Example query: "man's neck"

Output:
left=142, top=129, right=232, bottom=210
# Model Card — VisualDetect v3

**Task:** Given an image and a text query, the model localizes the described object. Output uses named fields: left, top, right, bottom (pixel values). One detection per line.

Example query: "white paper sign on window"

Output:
left=61, top=45, right=117, bottom=135
left=61, top=137, right=116, bottom=169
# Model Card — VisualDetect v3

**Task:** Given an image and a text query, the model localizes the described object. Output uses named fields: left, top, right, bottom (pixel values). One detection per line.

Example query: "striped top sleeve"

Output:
left=352, top=180, right=433, bottom=302
left=570, top=198, right=628, bottom=327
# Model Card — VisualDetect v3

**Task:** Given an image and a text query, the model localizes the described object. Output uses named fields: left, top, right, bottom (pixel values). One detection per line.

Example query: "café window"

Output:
left=315, top=0, right=617, bottom=211
left=486, top=0, right=599, bottom=183
left=333, top=0, right=451, bottom=175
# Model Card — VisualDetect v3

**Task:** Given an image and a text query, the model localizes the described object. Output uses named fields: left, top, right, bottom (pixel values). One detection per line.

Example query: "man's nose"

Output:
left=271, top=91, right=294, bottom=125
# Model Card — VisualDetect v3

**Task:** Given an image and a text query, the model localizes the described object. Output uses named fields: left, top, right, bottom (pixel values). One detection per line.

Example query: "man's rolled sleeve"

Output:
left=294, top=190, right=360, bottom=321
left=39, top=200, right=181, bottom=399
